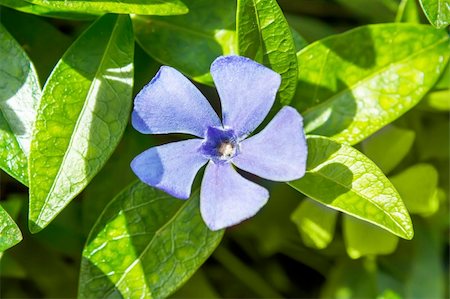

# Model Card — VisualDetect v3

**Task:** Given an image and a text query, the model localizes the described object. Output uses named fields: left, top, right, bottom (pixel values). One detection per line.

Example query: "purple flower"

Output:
left=131, top=55, right=307, bottom=231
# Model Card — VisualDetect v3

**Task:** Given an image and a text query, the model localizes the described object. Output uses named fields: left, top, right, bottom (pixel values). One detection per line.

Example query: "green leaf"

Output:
left=291, top=198, right=338, bottom=249
left=294, top=24, right=449, bottom=145
left=289, top=136, right=414, bottom=240
left=28, top=14, right=134, bottom=233
left=418, top=0, right=450, bottom=28
left=23, top=0, right=188, bottom=15
left=396, top=0, right=420, bottom=23
left=79, top=182, right=224, bottom=299
left=362, top=125, right=415, bottom=174
left=0, top=23, right=40, bottom=186
left=343, top=215, right=398, bottom=259
left=419, top=89, right=450, bottom=111
left=237, top=0, right=298, bottom=104
left=0, top=0, right=98, bottom=20
left=390, top=164, right=439, bottom=216
left=0, top=204, right=22, bottom=251
left=132, top=0, right=236, bottom=85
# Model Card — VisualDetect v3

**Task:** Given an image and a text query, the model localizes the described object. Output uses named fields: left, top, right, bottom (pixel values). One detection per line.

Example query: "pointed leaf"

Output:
left=294, top=24, right=449, bottom=145
left=22, top=0, right=188, bottom=15
left=237, top=0, right=298, bottom=104
left=0, top=204, right=22, bottom=251
left=0, top=24, right=40, bottom=185
left=289, top=136, right=414, bottom=240
left=343, top=215, right=398, bottom=259
left=79, top=182, right=224, bottom=299
left=418, top=0, right=450, bottom=28
left=291, top=198, right=338, bottom=249
left=28, top=14, right=134, bottom=233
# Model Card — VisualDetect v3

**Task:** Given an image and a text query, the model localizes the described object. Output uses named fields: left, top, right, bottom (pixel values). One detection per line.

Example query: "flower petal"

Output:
left=131, top=139, right=208, bottom=199
left=132, top=66, right=221, bottom=137
left=210, top=55, right=281, bottom=138
left=200, top=161, right=269, bottom=230
left=232, top=107, right=307, bottom=181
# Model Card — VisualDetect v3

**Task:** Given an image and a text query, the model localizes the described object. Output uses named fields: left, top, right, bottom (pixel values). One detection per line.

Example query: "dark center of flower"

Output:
left=200, top=126, right=239, bottom=163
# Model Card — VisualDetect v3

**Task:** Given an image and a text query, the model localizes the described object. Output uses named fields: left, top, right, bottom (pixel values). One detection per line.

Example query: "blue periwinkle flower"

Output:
left=131, top=55, right=307, bottom=231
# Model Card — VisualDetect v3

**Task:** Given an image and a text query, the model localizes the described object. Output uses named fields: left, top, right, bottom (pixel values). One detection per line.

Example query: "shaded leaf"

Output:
left=0, top=205, right=22, bottom=251
left=343, top=215, right=398, bottom=259
left=289, top=136, right=413, bottom=240
left=294, top=24, right=449, bottom=145
left=79, top=182, right=224, bottom=299
left=22, top=0, right=188, bottom=16
left=28, top=14, right=134, bottom=233
left=362, top=125, right=415, bottom=174
left=0, top=23, right=40, bottom=185
left=291, top=198, right=338, bottom=249
left=237, top=0, right=298, bottom=104
left=390, top=164, right=439, bottom=216
left=133, top=0, right=236, bottom=85
left=418, top=0, right=450, bottom=28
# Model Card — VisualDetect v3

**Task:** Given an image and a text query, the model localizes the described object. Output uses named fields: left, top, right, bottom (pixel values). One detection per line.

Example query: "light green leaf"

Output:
left=0, top=204, right=22, bottom=251
left=0, top=23, right=40, bottom=186
left=418, top=0, right=450, bottom=28
left=289, top=136, right=414, bottom=240
left=396, top=0, right=420, bottom=23
left=344, top=215, right=398, bottom=259
left=291, top=198, right=338, bottom=249
left=133, top=0, right=236, bottom=85
left=23, top=0, right=188, bottom=15
left=362, top=125, right=415, bottom=174
left=28, top=14, right=134, bottom=233
left=79, top=182, right=224, bottom=299
left=0, top=0, right=97, bottom=20
left=294, top=24, right=449, bottom=145
left=237, top=0, right=298, bottom=104
left=419, top=89, right=450, bottom=111
left=390, top=164, right=439, bottom=216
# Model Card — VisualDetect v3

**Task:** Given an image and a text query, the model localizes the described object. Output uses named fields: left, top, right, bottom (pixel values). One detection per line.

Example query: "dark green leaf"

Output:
left=418, top=0, right=450, bottom=28
left=343, top=215, right=398, bottom=259
left=390, top=164, right=439, bottom=216
left=0, top=204, right=22, bottom=251
left=23, top=0, right=188, bottom=15
left=291, top=198, right=338, bottom=249
left=362, top=125, right=415, bottom=174
left=133, top=0, right=236, bottom=85
left=237, top=0, right=298, bottom=104
left=79, top=182, right=224, bottom=298
left=289, top=136, right=414, bottom=240
left=0, top=23, right=40, bottom=186
left=294, top=24, right=449, bottom=145
left=28, top=14, right=134, bottom=233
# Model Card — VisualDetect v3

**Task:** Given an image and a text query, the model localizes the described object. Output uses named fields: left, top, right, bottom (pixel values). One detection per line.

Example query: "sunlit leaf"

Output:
left=22, top=0, right=188, bottom=16
left=418, top=0, right=450, bottom=28
left=0, top=23, right=40, bottom=185
left=133, top=0, right=236, bottom=85
left=293, top=24, right=449, bottom=145
left=0, top=204, right=22, bottom=251
left=237, top=0, right=298, bottom=104
left=289, top=136, right=414, bottom=240
left=79, top=182, right=224, bottom=298
left=28, top=14, right=134, bottom=233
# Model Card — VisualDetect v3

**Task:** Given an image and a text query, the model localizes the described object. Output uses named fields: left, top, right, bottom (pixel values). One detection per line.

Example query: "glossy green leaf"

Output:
left=28, top=14, right=134, bottom=233
left=23, top=0, right=188, bottom=15
left=133, top=0, right=236, bottom=85
left=362, top=125, right=415, bottom=174
left=343, top=215, right=398, bottom=259
left=0, top=204, right=22, bottom=251
left=0, top=0, right=97, bottom=20
left=289, top=136, right=414, bottom=240
left=418, top=0, right=450, bottom=28
left=0, top=23, right=40, bottom=186
left=79, top=182, right=224, bottom=299
left=237, top=0, right=298, bottom=104
left=293, top=24, right=449, bottom=145
left=390, top=164, right=439, bottom=216
left=291, top=198, right=338, bottom=249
